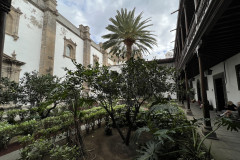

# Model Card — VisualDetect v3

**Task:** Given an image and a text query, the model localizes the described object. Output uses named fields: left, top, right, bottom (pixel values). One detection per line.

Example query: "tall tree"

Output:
left=84, top=59, right=173, bottom=146
left=102, top=8, right=157, bottom=60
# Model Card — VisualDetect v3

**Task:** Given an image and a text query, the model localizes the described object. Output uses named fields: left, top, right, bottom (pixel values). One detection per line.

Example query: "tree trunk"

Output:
left=125, top=123, right=132, bottom=146
left=125, top=41, right=133, bottom=60
left=125, top=105, right=140, bottom=146
left=110, top=113, right=126, bottom=142
left=74, top=119, right=85, bottom=156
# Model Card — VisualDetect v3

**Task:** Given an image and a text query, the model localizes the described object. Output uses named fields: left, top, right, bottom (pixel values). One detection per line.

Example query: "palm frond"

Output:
left=102, top=8, right=157, bottom=59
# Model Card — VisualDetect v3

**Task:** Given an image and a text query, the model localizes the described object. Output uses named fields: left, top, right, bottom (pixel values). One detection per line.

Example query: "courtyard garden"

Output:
left=1, top=57, right=239, bottom=160
left=0, top=8, right=239, bottom=160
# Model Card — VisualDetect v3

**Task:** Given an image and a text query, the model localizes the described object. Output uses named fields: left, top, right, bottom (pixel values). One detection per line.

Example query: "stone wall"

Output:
left=3, top=0, right=117, bottom=80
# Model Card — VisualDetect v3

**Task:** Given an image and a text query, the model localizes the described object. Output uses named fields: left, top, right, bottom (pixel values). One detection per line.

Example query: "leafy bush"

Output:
left=50, top=144, right=80, bottom=160
left=0, top=111, right=3, bottom=121
left=19, top=139, right=53, bottom=160
left=6, top=109, right=19, bottom=124
left=0, top=122, right=17, bottom=149
left=19, top=138, right=80, bottom=160
left=0, top=77, right=20, bottom=104
left=18, top=120, right=38, bottom=135
left=0, top=105, right=125, bottom=151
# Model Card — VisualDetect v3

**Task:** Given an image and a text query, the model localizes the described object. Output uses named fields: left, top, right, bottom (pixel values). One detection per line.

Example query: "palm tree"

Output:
left=102, top=8, right=157, bottom=60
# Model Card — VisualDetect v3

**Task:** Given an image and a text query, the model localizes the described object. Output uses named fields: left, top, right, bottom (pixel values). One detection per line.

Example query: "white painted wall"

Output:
left=4, top=0, right=43, bottom=78
left=90, top=46, right=103, bottom=66
left=109, top=64, right=124, bottom=73
left=108, top=58, right=114, bottom=66
left=53, top=22, right=84, bottom=78
left=192, top=53, right=240, bottom=108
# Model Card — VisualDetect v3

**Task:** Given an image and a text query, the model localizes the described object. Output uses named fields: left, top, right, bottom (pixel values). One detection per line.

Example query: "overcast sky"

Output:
left=57, top=0, right=179, bottom=60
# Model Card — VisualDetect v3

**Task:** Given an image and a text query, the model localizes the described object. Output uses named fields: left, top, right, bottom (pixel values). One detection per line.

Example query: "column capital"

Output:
left=0, top=0, right=12, bottom=13
left=43, top=0, right=58, bottom=15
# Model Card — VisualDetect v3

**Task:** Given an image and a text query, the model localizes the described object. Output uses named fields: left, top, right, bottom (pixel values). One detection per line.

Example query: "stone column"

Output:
left=99, top=42, right=108, bottom=66
left=80, top=25, right=91, bottom=67
left=39, top=0, right=57, bottom=75
left=197, top=50, right=217, bottom=139
left=0, top=0, right=12, bottom=78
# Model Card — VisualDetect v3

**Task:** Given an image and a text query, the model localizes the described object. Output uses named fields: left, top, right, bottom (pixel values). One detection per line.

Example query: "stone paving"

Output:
left=183, top=102, right=240, bottom=160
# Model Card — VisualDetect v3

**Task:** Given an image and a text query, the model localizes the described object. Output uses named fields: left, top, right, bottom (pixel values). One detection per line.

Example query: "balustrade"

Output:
left=178, top=0, right=212, bottom=69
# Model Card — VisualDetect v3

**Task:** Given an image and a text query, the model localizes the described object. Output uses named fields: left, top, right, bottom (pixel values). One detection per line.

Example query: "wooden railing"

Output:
left=178, top=0, right=213, bottom=68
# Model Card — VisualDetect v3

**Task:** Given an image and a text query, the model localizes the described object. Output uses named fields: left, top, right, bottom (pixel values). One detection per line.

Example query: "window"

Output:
left=63, top=36, right=77, bottom=60
left=236, top=64, right=240, bottom=90
left=65, top=45, right=72, bottom=57
left=5, top=7, right=22, bottom=40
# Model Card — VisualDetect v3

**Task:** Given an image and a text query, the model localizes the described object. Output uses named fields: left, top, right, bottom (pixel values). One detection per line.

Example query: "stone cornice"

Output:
left=3, top=53, right=25, bottom=66
left=43, top=7, right=59, bottom=16
left=26, top=0, right=44, bottom=11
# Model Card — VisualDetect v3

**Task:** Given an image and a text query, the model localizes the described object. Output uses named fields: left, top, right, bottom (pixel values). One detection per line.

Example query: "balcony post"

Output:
left=194, top=0, right=198, bottom=10
left=183, top=5, right=189, bottom=34
left=184, top=67, right=192, bottom=115
left=196, top=49, right=217, bottom=139
left=0, top=0, right=12, bottom=78
left=180, top=27, right=184, bottom=48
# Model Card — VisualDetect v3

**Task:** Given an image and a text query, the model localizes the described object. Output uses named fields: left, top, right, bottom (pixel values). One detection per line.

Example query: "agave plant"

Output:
left=102, top=8, right=157, bottom=60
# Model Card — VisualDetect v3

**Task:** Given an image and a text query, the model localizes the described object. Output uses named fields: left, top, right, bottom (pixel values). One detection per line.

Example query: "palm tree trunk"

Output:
left=126, top=43, right=132, bottom=60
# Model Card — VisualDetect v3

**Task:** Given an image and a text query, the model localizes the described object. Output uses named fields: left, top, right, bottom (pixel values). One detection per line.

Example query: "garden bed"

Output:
left=84, top=127, right=137, bottom=160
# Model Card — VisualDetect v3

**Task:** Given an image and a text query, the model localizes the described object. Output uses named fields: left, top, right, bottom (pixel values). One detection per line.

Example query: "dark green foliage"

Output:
left=19, top=72, right=60, bottom=106
left=0, top=77, right=20, bottom=104
left=133, top=103, right=240, bottom=160
left=19, top=139, right=80, bottom=160
left=83, top=58, right=174, bottom=145
left=19, top=71, right=62, bottom=119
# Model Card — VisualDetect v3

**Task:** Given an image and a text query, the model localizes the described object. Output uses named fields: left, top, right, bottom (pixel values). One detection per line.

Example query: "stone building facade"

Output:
left=3, top=0, right=117, bottom=81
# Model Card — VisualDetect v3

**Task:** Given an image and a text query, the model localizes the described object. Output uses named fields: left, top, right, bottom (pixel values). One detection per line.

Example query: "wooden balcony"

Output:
left=175, top=0, right=238, bottom=73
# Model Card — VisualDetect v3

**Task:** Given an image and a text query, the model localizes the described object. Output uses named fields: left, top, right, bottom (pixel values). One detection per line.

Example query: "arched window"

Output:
left=65, top=45, right=72, bottom=57
left=63, top=36, right=77, bottom=60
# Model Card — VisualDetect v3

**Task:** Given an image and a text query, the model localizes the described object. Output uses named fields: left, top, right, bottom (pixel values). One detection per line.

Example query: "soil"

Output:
left=0, top=142, right=22, bottom=157
left=0, top=127, right=139, bottom=160
left=84, top=127, right=137, bottom=160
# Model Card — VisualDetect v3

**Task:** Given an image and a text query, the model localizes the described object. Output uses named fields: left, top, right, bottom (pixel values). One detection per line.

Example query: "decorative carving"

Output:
left=2, top=52, right=25, bottom=83
left=5, top=6, right=22, bottom=40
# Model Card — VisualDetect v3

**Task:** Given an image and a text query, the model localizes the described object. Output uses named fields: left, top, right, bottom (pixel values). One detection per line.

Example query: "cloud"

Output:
left=57, top=0, right=179, bottom=60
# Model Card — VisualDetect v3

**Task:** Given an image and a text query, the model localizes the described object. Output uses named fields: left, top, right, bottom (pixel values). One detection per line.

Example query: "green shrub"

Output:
left=17, top=120, right=38, bottom=135
left=0, top=122, right=17, bottom=149
left=6, top=109, right=19, bottom=124
left=0, top=111, right=3, bottom=121
left=19, top=138, right=80, bottom=160
left=18, top=110, right=29, bottom=121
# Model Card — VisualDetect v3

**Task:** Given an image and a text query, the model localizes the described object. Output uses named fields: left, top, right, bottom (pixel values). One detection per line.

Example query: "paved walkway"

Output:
left=183, top=102, right=240, bottom=160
